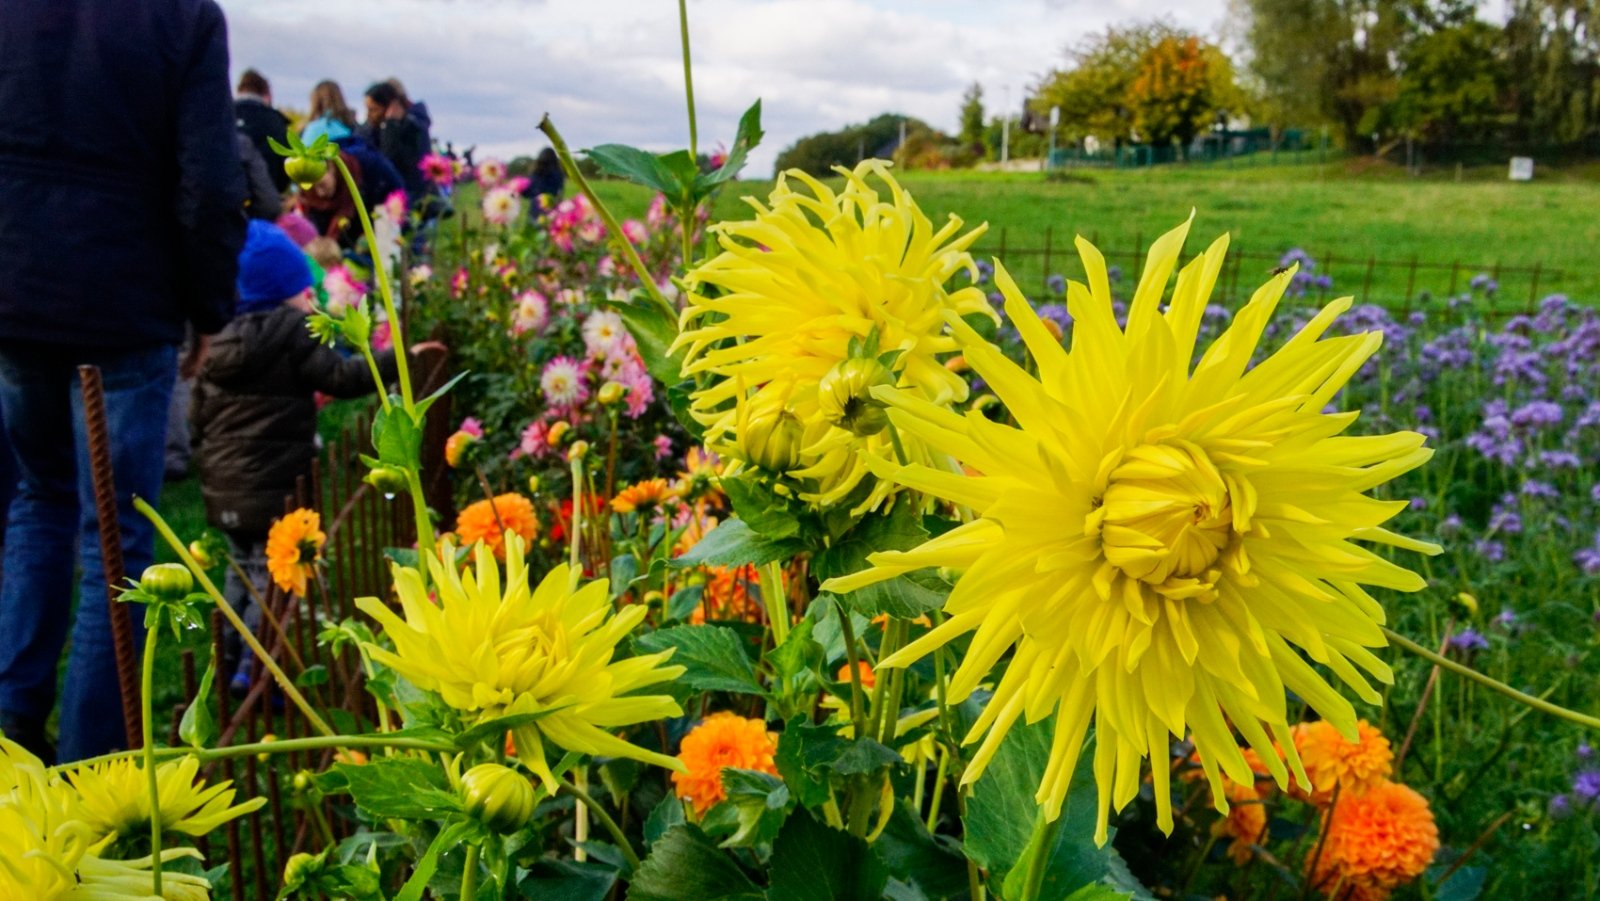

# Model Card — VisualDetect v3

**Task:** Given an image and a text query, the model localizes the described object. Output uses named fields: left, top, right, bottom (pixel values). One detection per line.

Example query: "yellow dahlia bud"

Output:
left=139, top=563, right=194, bottom=603
left=597, top=381, right=626, bottom=406
left=364, top=465, right=408, bottom=496
left=1453, top=592, right=1480, bottom=617
left=740, top=401, right=804, bottom=474
left=444, top=431, right=478, bottom=469
left=187, top=540, right=216, bottom=569
left=527, top=475, right=542, bottom=495
left=460, top=763, right=535, bottom=833
left=547, top=421, right=571, bottom=447
left=568, top=440, right=590, bottom=462
left=818, top=358, right=893, bottom=437
left=257, top=734, right=277, bottom=763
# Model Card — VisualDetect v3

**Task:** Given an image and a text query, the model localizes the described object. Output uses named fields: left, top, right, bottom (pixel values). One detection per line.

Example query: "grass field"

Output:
left=592, top=158, right=1600, bottom=310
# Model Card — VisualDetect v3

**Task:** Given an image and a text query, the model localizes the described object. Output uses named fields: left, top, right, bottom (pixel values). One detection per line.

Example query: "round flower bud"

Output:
left=1453, top=592, right=1479, bottom=617
left=818, top=358, right=893, bottom=437
left=282, top=851, right=325, bottom=893
left=460, top=763, right=535, bottom=834
left=741, top=404, right=804, bottom=473
left=444, top=431, right=478, bottom=469
left=187, top=540, right=216, bottom=569
left=364, top=465, right=408, bottom=497
left=546, top=421, right=571, bottom=447
left=597, top=381, right=627, bottom=406
left=567, top=440, right=590, bottom=462
left=292, top=771, right=312, bottom=792
left=527, top=475, right=542, bottom=495
left=257, top=733, right=277, bottom=763
left=138, top=563, right=194, bottom=603
left=285, top=156, right=328, bottom=190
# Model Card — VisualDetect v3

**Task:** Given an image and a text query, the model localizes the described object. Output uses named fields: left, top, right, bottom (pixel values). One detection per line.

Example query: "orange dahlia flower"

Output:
left=1308, top=780, right=1439, bottom=900
left=692, top=566, right=764, bottom=624
left=266, top=509, right=325, bottom=598
left=1292, top=720, right=1393, bottom=806
left=837, top=661, right=876, bottom=690
left=455, top=493, right=538, bottom=560
left=1213, top=780, right=1268, bottom=865
left=672, top=712, right=779, bottom=815
left=611, top=478, right=678, bottom=515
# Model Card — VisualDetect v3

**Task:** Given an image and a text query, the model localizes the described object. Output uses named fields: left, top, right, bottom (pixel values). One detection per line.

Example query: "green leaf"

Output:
left=718, top=768, right=791, bottom=847
left=414, top=370, right=468, bottom=421
left=295, top=664, right=330, bottom=688
left=395, top=821, right=476, bottom=901
left=699, top=100, right=764, bottom=189
left=775, top=720, right=901, bottom=811
left=814, top=500, right=950, bottom=619
left=320, top=757, right=461, bottom=820
left=625, top=824, right=762, bottom=901
left=1430, top=864, right=1487, bottom=901
left=609, top=555, right=640, bottom=600
left=768, top=617, right=824, bottom=715
left=766, top=809, right=889, bottom=901
left=633, top=625, right=764, bottom=696
left=671, top=518, right=806, bottom=570
left=721, top=472, right=803, bottom=541
left=266, top=135, right=296, bottom=157
left=372, top=401, right=423, bottom=470
left=872, top=800, right=970, bottom=900
left=657, top=150, right=701, bottom=203
left=666, top=586, right=704, bottom=623
left=517, top=859, right=619, bottom=901
left=644, top=795, right=687, bottom=846
left=964, top=722, right=1150, bottom=899
left=586, top=144, right=681, bottom=195
left=178, top=657, right=217, bottom=749
left=605, top=294, right=685, bottom=388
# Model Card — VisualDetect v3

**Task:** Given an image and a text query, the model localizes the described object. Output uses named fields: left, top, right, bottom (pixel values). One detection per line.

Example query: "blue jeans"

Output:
left=0, top=342, right=175, bottom=761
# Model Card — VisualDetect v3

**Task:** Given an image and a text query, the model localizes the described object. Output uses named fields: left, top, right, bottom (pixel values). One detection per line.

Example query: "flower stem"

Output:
left=460, top=842, right=480, bottom=900
left=141, top=618, right=164, bottom=895
left=760, top=561, right=789, bottom=646
left=559, top=776, right=642, bottom=873
left=568, top=454, right=585, bottom=591
left=1018, top=810, right=1062, bottom=901
left=406, top=468, right=436, bottom=579
left=52, top=732, right=459, bottom=774
left=677, top=0, right=698, bottom=160
left=333, top=156, right=413, bottom=413
left=836, top=598, right=866, bottom=729
left=1382, top=626, right=1600, bottom=730
left=135, top=497, right=334, bottom=737
left=537, top=116, right=676, bottom=321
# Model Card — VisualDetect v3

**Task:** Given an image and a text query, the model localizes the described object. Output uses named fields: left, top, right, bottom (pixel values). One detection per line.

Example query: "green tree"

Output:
left=1127, top=35, right=1242, bottom=147
left=958, top=82, right=986, bottom=151
left=1391, top=19, right=1505, bottom=141
left=1032, top=21, right=1185, bottom=145
left=1503, top=0, right=1600, bottom=144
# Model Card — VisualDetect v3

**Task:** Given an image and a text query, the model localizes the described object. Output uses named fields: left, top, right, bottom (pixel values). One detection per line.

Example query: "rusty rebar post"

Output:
left=76, top=365, right=142, bottom=749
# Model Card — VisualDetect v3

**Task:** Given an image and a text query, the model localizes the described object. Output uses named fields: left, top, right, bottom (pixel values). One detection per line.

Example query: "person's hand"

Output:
left=180, top=335, right=209, bottom=380
left=409, top=340, right=447, bottom=356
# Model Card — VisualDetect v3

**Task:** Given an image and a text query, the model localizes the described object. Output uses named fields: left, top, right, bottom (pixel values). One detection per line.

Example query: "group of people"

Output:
left=0, top=0, right=446, bottom=764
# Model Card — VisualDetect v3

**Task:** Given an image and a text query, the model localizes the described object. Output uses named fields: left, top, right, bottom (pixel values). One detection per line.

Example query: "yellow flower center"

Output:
left=1098, top=441, right=1233, bottom=590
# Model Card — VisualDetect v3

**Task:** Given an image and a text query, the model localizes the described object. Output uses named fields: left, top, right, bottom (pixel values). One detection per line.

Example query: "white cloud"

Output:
left=219, top=0, right=1227, bottom=174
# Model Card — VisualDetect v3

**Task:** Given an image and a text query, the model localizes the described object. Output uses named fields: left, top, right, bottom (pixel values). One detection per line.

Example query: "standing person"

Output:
left=235, top=68, right=291, bottom=193
left=0, top=0, right=247, bottom=762
left=522, top=147, right=566, bottom=216
left=384, top=77, right=432, bottom=150
left=362, top=82, right=428, bottom=205
left=301, top=80, right=356, bottom=146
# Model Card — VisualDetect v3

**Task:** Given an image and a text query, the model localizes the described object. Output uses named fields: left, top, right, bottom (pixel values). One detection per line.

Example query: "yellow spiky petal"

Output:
left=822, top=217, right=1440, bottom=844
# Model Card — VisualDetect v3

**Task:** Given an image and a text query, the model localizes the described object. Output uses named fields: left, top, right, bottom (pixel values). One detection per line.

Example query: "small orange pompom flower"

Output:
left=444, top=430, right=478, bottom=468
left=837, top=661, right=876, bottom=690
left=1292, top=720, right=1393, bottom=806
left=266, top=509, right=325, bottom=598
left=1213, top=780, right=1268, bottom=866
left=672, top=712, right=779, bottom=815
left=1309, top=780, right=1439, bottom=900
left=455, top=493, right=538, bottom=560
left=612, top=478, right=678, bottom=515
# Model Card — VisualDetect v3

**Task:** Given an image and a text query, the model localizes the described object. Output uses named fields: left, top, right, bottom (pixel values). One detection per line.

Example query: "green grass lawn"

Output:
left=593, top=158, right=1600, bottom=310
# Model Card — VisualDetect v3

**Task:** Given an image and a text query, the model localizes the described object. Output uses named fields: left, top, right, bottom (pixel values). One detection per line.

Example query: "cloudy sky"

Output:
left=220, top=0, right=1232, bottom=174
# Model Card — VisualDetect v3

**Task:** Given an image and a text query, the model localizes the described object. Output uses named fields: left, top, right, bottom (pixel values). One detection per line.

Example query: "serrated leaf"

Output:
left=666, top=585, right=703, bottom=623
left=320, top=757, right=461, bottom=819
left=645, top=795, right=687, bottom=846
left=814, top=500, right=950, bottom=618
left=633, top=625, right=764, bottom=696
left=372, top=401, right=423, bottom=470
left=721, top=472, right=803, bottom=540
left=872, top=800, right=970, bottom=899
left=718, top=768, right=791, bottom=847
left=517, top=859, right=619, bottom=901
left=178, top=657, right=217, bottom=749
left=625, top=824, right=762, bottom=901
left=605, top=294, right=684, bottom=388
left=699, top=100, right=764, bottom=189
left=767, top=809, right=889, bottom=901
left=671, top=518, right=806, bottom=569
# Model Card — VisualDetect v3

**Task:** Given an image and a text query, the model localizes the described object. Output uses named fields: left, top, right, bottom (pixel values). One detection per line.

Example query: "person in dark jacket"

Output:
left=363, top=82, right=429, bottom=205
left=235, top=68, right=292, bottom=194
left=238, top=132, right=283, bottom=221
left=522, top=147, right=566, bottom=217
left=0, top=0, right=247, bottom=762
left=192, top=221, right=439, bottom=692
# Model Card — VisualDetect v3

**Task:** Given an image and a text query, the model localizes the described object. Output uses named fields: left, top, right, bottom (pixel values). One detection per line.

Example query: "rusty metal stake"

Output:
left=77, top=365, right=142, bottom=749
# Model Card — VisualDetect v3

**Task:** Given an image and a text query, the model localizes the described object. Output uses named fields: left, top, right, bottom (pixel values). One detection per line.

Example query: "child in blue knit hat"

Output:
left=192, top=220, right=441, bottom=693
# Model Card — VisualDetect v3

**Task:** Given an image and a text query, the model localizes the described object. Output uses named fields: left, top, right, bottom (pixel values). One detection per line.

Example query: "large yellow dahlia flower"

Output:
left=63, top=754, right=265, bottom=845
left=673, top=160, right=990, bottom=513
left=823, top=218, right=1440, bottom=843
left=1, top=739, right=212, bottom=900
left=356, top=536, right=687, bottom=789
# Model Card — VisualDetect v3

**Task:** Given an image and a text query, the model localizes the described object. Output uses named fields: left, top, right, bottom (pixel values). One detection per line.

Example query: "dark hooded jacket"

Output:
left=192, top=304, right=397, bottom=534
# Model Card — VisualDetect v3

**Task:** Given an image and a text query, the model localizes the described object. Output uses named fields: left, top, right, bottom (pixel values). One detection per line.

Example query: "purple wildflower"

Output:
left=1450, top=629, right=1490, bottom=651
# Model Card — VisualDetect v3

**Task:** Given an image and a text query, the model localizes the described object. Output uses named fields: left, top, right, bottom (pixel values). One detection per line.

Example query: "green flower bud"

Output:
left=741, top=402, right=805, bottom=473
left=597, top=381, right=626, bottom=406
left=460, top=763, right=535, bottom=833
left=364, top=465, right=408, bottom=497
left=187, top=540, right=216, bottom=569
left=818, top=357, right=893, bottom=437
left=282, top=850, right=327, bottom=893
left=285, top=156, right=328, bottom=190
left=138, top=563, right=194, bottom=603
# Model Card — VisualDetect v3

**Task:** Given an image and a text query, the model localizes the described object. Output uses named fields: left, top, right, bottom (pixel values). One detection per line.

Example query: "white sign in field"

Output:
left=1509, top=156, right=1534, bottom=181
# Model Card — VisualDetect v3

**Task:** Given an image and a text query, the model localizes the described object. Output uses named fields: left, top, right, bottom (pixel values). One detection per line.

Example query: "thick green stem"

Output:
left=1019, top=810, right=1062, bottom=901
left=405, top=468, right=436, bottom=583
left=141, top=621, right=164, bottom=895
left=559, top=776, right=642, bottom=873
left=54, top=732, right=458, bottom=775
left=333, top=156, right=413, bottom=412
left=537, top=116, right=676, bottom=321
left=460, top=842, right=480, bottom=900
left=677, top=0, right=698, bottom=159
left=836, top=599, right=866, bottom=730
left=1383, top=626, right=1600, bottom=730
left=136, top=497, right=333, bottom=736
left=760, top=561, right=789, bottom=645
left=568, top=454, right=585, bottom=590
